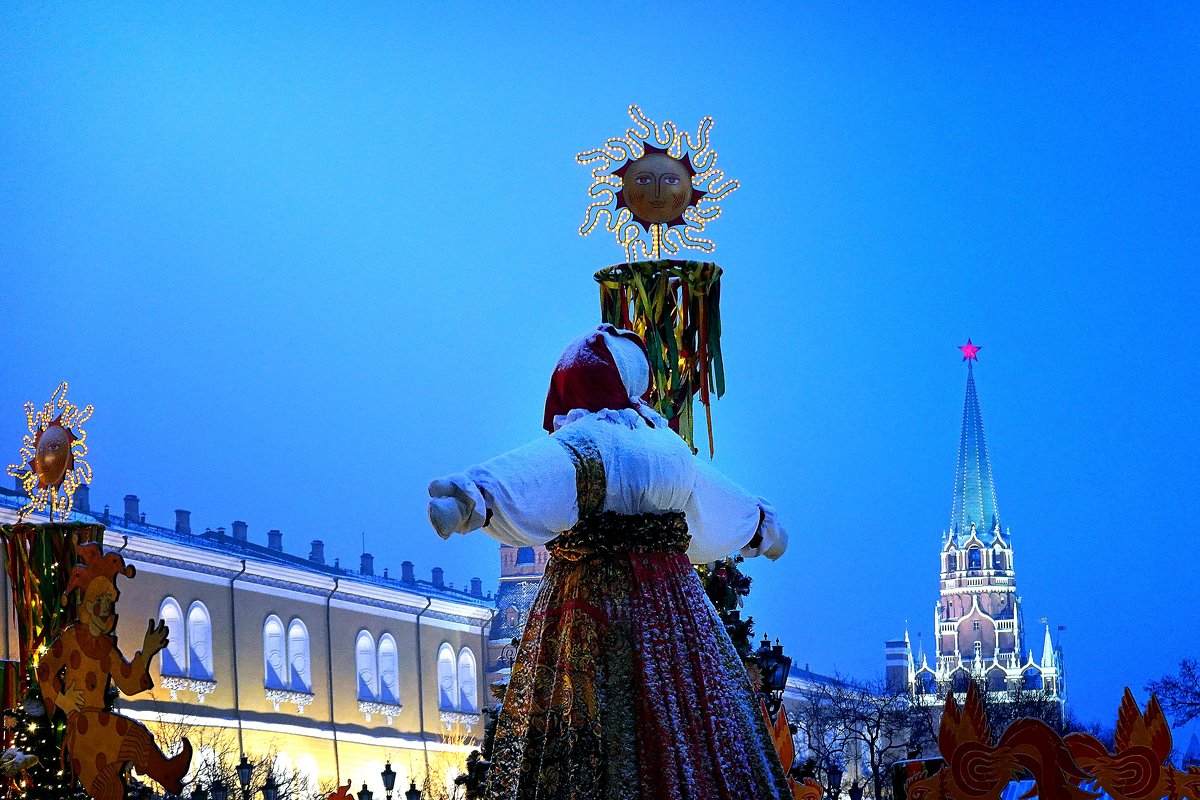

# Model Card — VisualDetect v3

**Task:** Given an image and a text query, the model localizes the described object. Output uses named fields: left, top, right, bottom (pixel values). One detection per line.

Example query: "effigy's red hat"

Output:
left=63, top=543, right=136, bottom=602
left=543, top=324, right=653, bottom=433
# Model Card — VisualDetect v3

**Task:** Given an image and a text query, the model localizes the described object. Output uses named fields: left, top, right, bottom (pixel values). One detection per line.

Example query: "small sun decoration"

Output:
left=7, top=382, right=93, bottom=522
left=578, top=105, right=738, bottom=261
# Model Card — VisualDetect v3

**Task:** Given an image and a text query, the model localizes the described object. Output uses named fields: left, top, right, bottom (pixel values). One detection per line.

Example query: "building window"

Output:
left=973, top=641, right=982, bottom=661
left=288, top=619, right=311, bottom=693
left=159, top=598, right=186, bottom=677
left=458, top=648, right=478, bottom=713
left=186, top=602, right=214, bottom=680
left=437, top=643, right=457, bottom=711
left=945, top=554, right=955, bottom=572
left=378, top=634, right=400, bottom=705
left=516, top=547, right=535, bottom=565
left=993, top=551, right=1005, bottom=569
left=972, top=620, right=981, bottom=631
left=356, top=631, right=378, bottom=701
left=263, top=616, right=287, bottom=690
left=968, top=548, right=982, bottom=570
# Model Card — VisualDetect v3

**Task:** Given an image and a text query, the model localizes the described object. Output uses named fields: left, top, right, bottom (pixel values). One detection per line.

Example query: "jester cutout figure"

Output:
left=35, top=543, right=192, bottom=800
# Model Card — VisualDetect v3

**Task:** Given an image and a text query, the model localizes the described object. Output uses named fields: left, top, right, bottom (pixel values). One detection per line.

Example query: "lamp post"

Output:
left=754, top=635, right=793, bottom=718
left=261, top=774, right=278, bottom=800
left=236, top=755, right=254, bottom=800
left=211, top=780, right=229, bottom=800
left=827, top=762, right=844, bottom=800
left=193, top=787, right=209, bottom=800
left=357, top=782, right=374, bottom=800
left=404, top=780, right=422, bottom=800
left=381, top=761, right=397, bottom=800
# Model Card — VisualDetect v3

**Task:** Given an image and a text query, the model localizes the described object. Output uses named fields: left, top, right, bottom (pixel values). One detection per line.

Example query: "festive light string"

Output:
left=6, top=381, right=93, bottom=522
left=577, top=104, right=739, bottom=261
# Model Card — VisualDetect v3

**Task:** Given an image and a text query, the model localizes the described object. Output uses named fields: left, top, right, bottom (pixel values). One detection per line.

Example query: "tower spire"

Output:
left=950, top=341, right=1001, bottom=542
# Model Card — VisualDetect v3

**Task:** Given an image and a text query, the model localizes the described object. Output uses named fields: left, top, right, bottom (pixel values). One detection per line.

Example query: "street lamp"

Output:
left=211, top=780, right=229, bottom=800
left=827, top=763, right=844, bottom=800
left=261, top=774, right=278, bottom=800
left=193, top=786, right=209, bottom=800
left=381, top=761, right=397, bottom=800
left=357, top=782, right=373, bottom=800
left=236, top=755, right=254, bottom=800
left=404, top=780, right=422, bottom=800
left=755, top=636, right=793, bottom=717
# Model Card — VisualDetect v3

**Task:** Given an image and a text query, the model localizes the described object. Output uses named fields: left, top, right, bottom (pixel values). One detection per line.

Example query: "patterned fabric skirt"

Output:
left=486, top=512, right=791, bottom=800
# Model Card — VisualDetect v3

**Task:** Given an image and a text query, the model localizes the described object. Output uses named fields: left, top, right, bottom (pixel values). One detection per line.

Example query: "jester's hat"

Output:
left=62, top=543, right=136, bottom=603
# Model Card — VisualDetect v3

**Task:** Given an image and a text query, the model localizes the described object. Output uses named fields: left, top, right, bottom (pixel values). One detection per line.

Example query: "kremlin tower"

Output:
left=886, top=342, right=1065, bottom=713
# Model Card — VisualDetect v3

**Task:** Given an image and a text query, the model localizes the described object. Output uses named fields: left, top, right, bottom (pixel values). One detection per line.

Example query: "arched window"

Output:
left=457, top=648, right=478, bottom=713
left=951, top=669, right=970, bottom=693
left=287, top=619, right=311, bottom=693
left=993, top=551, right=1005, bottom=570
left=516, top=547, right=535, bottom=565
left=437, top=643, right=457, bottom=711
left=1023, top=668, right=1043, bottom=690
left=988, top=669, right=1006, bottom=691
left=159, top=598, right=186, bottom=677
left=356, top=630, right=378, bottom=701
left=378, top=634, right=400, bottom=705
left=187, top=602, right=214, bottom=680
left=263, top=616, right=287, bottom=689
left=968, top=548, right=982, bottom=570
left=945, top=554, right=955, bottom=572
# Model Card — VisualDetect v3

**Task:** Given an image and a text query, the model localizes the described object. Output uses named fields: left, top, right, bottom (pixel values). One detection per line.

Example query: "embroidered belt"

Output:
left=547, top=511, right=690, bottom=562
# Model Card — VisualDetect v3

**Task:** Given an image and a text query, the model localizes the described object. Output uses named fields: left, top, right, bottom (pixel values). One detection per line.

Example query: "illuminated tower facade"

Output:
left=486, top=543, right=548, bottom=686
left=888, top=342, right=1065, bottom=710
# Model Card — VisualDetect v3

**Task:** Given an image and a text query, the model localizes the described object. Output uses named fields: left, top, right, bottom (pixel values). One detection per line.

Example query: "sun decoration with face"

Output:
left=578, top=105, right=739, bottom=262
left=7, top=382, right=93, bottom=521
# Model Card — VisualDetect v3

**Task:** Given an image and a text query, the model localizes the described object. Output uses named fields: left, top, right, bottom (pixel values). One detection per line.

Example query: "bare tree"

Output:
left=1146, top=659, right=1200, bottom=727
left=790, top=676, right=917, bottom=800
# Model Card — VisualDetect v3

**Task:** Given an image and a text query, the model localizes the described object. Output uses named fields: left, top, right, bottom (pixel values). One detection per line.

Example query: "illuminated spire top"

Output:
left=949, top=342, right=1001, bottom=542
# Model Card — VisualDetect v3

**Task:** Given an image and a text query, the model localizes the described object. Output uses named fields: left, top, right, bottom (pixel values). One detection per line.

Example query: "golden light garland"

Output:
left=578, top=105, right=739, bottom=261
left=7, top=381, right=93, bottom=522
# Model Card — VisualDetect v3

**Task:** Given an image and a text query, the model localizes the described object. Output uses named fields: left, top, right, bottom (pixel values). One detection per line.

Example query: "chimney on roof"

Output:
left=401, top=561, right=415, bottom=583
left=232, top=520, right=248, bottom=541
left=431, top=567, right=444, bottom=588
left=175, top=509, right=191, bottom=535
left=76, top=484, right=90, bottom=512
left=267, top=529, right=283, bottom=551
left=470, top=577, right=483, bottom=597
left=383, top=567, right=389, bottom=579
left=360, top=552, right=374, bottom=577
left=309, top=540, right=325, bottom=565
left=123, top=495, right=139, bottom=522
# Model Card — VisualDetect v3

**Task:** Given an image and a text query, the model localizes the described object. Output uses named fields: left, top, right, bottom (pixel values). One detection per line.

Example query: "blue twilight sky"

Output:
left=1, top=4, right=1197, bottom=734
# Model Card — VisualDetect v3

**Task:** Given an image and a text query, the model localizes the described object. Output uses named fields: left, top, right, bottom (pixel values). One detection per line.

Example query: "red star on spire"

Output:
left=959, top=339, right=981, bottom=362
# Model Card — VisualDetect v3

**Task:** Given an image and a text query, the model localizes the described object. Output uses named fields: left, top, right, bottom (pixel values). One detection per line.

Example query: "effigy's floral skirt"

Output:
left=486, top=512, right=791, bottom=800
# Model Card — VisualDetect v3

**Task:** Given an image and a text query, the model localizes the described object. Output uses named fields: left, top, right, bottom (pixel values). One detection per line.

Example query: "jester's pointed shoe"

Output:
left=151, top=737, right=192, bottom=795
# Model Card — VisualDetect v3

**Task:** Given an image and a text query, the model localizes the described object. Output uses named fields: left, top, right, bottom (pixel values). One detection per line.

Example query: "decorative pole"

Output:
left=578, top=106, right=739, bottom=456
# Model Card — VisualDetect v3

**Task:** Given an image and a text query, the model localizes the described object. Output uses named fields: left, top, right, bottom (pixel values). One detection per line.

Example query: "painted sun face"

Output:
left=621, top=153, right=693, bottom=224
left=80, top=577, right=119, bottom=636
left=34, top=423, right=72, bottom=489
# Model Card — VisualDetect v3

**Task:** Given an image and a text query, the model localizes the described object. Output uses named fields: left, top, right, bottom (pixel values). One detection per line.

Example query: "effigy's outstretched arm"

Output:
left=429, top=433, right=579, bottom=547
left=685, top=460, right=787, bottom=564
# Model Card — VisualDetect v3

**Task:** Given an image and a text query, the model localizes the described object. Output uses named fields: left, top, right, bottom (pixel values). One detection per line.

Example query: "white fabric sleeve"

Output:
left=739, top=499, right=787, bottom=561
left=684, top=460, right=773, bottom=564
left=430, top=434, right=580, bottom=548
